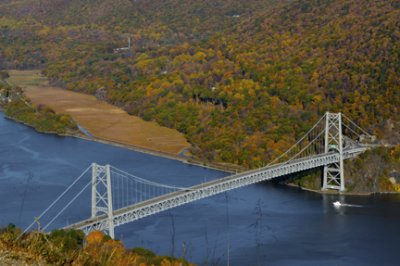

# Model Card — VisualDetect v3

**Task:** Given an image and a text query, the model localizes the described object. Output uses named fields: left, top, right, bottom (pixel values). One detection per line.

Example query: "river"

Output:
left=1, top=112, right=399, bottom=265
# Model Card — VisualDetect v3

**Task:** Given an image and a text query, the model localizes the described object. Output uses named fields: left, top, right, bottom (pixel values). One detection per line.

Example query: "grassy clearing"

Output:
left=7, top=69, right=48, bottom=87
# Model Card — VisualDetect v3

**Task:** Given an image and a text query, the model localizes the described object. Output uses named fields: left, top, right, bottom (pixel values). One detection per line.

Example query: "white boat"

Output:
left=333, top=201, right=342, bottom=207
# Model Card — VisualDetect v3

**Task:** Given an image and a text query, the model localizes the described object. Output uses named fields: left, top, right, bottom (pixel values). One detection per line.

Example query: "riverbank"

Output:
left=1, top=87, right=236, bottom=173
left=2, top=70, right=241, bottom=173
left=74, top=132, right=239, bottom=173
left=1, top=84, right=79, bottom=136
left=286, top=183, right=374, bottom=196
left=7, top=70, right=190, bottom=156
left=2, top=111, right=237, bottom=174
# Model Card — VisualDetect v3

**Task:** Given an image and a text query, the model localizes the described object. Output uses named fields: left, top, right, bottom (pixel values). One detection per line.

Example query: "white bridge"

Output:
left=23, top=112, right=376, bottom=238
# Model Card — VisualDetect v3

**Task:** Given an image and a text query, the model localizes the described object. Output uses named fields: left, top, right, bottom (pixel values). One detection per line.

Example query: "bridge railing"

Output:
left=65, top=149, right=367, bottom=233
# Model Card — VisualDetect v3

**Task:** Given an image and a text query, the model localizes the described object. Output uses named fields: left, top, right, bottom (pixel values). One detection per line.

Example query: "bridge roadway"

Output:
left=64, top=147, right=367, bottom=233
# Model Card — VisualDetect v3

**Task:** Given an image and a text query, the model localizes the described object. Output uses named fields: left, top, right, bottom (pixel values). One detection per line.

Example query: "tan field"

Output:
left=7, top=70, right=190, bottom=155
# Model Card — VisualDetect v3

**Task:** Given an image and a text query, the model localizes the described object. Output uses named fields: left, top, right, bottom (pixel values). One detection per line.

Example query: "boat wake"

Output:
left=339, top=203, right=363, bottom=207
left=333, top=201, right=363, bottom=208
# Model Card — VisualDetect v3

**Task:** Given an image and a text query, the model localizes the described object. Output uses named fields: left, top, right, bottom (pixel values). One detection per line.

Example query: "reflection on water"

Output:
left=1, top=113, right=400, bottom=266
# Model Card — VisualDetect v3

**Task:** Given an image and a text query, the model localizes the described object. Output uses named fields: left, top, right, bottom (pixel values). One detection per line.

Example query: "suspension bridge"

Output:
left=23, top=112, right=376, bottom=238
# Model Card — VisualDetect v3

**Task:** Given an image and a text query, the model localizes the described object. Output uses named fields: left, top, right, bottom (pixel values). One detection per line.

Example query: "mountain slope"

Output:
left=0, top=0, right=399, bottom=168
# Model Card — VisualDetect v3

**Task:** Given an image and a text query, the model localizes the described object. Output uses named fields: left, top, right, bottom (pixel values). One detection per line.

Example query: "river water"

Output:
left=1, top=112, right=399, bottom=265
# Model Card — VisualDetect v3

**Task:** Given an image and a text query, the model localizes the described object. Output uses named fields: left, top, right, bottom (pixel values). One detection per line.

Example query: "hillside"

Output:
left=0, top=0, right=399, bottom=169
left=0, top=225, right=192, bottom=266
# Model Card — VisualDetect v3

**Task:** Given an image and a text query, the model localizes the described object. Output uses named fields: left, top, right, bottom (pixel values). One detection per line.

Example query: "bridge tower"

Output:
left=322, top=112, right=345, bottom=191
left=91, top=163, right=115, bottom=238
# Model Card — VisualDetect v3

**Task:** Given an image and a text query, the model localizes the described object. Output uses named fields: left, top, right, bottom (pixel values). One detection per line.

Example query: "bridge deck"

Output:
left=65, top=147, right=367, bottom=233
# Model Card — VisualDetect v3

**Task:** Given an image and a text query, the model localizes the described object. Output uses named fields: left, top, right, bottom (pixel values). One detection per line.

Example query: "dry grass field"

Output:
left=7, top=70, right=190, bottom=155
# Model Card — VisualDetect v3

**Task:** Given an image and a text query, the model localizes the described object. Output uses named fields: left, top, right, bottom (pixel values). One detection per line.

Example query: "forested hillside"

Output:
left=0, top=0, right=399, bottom=168
left=0, top=225, right=191, bottom=265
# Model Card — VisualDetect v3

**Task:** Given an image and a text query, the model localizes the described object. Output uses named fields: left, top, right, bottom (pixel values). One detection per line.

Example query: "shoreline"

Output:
left=6, top=69, right=192, bottom=157
left=74, top=133, right=238, bottom=174
left=1, top=111, right=237, bottom=174
left=286, top=183, right=400, bottom=196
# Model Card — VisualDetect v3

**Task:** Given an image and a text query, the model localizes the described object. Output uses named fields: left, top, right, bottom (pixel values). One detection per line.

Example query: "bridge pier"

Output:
left=91, top=163, right=115, bottom=238
left=322, top=112, right=345, bottom=192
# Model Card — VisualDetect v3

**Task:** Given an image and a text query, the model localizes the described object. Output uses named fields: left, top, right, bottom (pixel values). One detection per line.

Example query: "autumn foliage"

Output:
left=0, top=0, right=399, bottom=168
left=0, top=227, right=192, bottom=266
